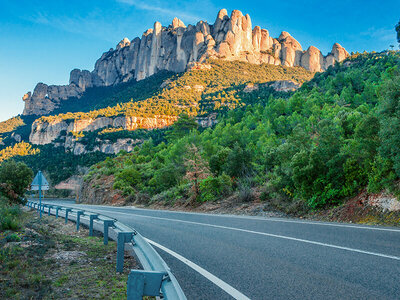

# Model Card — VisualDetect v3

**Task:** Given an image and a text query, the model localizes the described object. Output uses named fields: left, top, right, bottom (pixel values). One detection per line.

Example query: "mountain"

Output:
left=22, top=9, right=349, bottom=116
left=1, top=8, right=354, bottom=193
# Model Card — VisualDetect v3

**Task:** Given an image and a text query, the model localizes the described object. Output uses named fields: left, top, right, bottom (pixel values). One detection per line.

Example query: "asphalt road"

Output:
left=36, top=199, right=400, bottom=300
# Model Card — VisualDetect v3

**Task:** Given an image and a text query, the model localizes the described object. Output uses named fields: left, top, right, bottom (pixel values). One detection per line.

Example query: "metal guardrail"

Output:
left=26, top=200, right=187, bottom=300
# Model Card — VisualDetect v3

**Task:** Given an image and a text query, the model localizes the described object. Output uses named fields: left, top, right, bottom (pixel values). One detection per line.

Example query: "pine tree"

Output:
left=183, top=144, right=210, bottom=204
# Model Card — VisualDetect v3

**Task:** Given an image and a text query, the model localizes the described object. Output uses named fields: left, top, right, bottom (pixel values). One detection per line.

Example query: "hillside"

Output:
left=0, top=59, right=313, bottom=188
left=80, top=52, right=400, bottom=218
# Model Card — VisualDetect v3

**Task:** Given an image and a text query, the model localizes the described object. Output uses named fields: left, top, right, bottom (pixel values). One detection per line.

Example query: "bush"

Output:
left=199, top=174, right=232, bottom=202
left=0, top=160, right=33, bottom=205
left=367, top=156, right=397, bottom=193
left=0, top=204, right=22, bottom=231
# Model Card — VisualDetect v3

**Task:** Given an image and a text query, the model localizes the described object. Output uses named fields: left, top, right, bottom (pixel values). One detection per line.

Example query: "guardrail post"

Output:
left=89, top=214, right=99, bottom=236
left=103, top=220, right=115, bottom=245
left=116, top=232, right=134, bottom=273
left=55, top=207, right=61, bottom=219
left=47, top=205, right=53, bottom=216
left=76, top=211, right=84, bottom=231
left=65, top=209, right=72, bottom=224
left=40, top=204, right=45, bottom=218
left=127, top=270, right=166, bottom=299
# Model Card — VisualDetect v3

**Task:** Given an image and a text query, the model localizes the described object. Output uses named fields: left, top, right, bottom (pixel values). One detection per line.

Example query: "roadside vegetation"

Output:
left=0, top=209, right=137, bottom=299
left=83, top=52, right=400, bottom=213
left=0, top=161, right=140, bottom=299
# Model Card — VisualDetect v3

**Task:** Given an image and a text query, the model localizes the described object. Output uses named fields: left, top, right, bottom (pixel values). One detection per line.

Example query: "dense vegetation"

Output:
left=15, top=145, right=110, bottom=185
left=0, top=142, right=39, bottom=163
left=0, top=159, right=32, bottom=233
left=0, top=117, right=24, bottom=134
left=38, top=60, right=313, bottom=123
left=0, top=60, right=312, bottom=187
left=51, top=70, right=175, bottom=116
left=84, top=52, right=400, bottom=211
left=0, top=160, right=33, bottom=205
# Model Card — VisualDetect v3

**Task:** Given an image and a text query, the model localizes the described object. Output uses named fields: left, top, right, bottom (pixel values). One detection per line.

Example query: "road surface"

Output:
left=35, top=199, right=400, bottom=300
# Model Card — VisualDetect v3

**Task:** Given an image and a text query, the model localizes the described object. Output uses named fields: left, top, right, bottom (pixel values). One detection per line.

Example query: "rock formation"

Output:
left=29, top=115, right=177, bottom=145
left=22, top=9, right=349, bottom=116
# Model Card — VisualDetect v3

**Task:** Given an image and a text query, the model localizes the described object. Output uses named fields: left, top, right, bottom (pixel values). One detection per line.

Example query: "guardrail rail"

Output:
left=26, top=200, right=187, bottom=300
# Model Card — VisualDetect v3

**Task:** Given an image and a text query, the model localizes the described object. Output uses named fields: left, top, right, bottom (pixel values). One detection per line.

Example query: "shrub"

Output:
left=0, top=160, right=33, bottom=205
left=0, top=204, right=22, bottom=231
left=199, top=174, right=232, bottom=202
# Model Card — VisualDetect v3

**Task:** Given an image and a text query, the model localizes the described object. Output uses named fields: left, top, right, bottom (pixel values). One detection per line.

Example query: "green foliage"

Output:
left=36, top=60, right=313, bottom=124
left=378, top=67, right=400, bottom=176
left=166, top=114, right=198, bottom=141
left=0, top=205, right=22, bottom=231
left=0, top=142, right=39, bottom=163
left=113, top=167, right=141, bottom=195
left=367, top=156, right=397, bottom=193
left=396, top=20, right=400, bottom=46
left=0, top=160, right=33, bottom=205
left=16, top=145, right=109, bottom=185
left=85, top=52, right=400, bottom=209
left=199, top=174, right=232, bottom=202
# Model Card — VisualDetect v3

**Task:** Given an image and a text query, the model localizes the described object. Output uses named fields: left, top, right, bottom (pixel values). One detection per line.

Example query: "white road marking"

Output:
left=37, top=202, right=400, bottom=260
left=44, top=200, right=400, bottom=233
left=100, top=211, right=400, bottom=261
left=145, top=238, right=251, bottom=300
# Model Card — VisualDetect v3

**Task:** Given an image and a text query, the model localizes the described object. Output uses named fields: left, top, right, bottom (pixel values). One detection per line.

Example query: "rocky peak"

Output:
left=22, top=8, right=350, bottom=116
left=332, top=43, right=349, bottom=61
left=172, top=17, right=185, bottom=29
left=116, top=37, right=131, bottom=50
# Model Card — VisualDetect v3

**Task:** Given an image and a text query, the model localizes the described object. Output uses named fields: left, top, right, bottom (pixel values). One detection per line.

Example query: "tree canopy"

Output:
left=0, top=160, right=33, bottom=205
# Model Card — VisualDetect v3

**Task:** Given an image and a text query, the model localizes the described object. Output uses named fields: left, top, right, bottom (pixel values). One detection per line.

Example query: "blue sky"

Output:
left=0, top=0, right=398, bottom=122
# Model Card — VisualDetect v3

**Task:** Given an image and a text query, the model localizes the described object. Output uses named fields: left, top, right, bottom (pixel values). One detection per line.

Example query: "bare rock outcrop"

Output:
left=23, top=9, right=349, bottom=116
left=29, top=115, right=177, bottom=145
left=268, top=80, right=301, bottom=92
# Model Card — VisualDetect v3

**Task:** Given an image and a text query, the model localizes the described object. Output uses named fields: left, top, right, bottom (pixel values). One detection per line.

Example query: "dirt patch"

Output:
left=138, top=190, right=400, bottom=227
left=306, top=193, right=400, bottom=226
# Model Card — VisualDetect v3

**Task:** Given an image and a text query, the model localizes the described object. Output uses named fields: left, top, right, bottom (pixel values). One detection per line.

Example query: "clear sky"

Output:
left=0, top=0, right=398, bottom=122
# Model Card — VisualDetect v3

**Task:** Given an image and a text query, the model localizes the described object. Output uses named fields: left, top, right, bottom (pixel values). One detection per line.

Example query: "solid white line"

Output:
left=99, top=211, right=400, bottom=261
left=43, top=200, right=400, bottom=233
left=145, top=238, right=251, bottom=300
left=37, top=202, right=400, bottom=260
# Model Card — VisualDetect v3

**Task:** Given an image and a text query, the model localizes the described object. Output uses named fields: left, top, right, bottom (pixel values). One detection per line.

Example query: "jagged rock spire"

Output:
left=22, top=8, right=350, bottom=116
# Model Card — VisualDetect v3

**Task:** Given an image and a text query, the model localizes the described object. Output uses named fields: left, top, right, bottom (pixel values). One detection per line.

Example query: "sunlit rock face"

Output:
left=22, top=9, right=349, bottom=116
left=29, top=115, right=177, bottom=145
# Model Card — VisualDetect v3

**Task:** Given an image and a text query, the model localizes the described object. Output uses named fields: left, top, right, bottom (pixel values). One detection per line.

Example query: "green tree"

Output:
left=0, top=160, right=33, bottom=205
left=183, top=144, right=210, bottom=203
left=165, top=114, right=198, bottom=141
left=396, top=20, right=400, bottom=46
left=378, top=70, right=400, bottom=177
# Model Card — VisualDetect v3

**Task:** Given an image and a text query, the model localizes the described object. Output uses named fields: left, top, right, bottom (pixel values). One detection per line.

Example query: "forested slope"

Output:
left=81, top=52, right=400, bottom=211
left=0, top=60, right=312, bottom=187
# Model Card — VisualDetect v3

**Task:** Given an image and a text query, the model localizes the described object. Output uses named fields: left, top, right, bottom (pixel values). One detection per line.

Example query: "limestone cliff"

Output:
left=22, top=9, right=349, bottom=116
left=29, top=115, right=177, bottom=145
